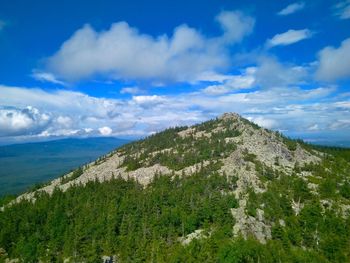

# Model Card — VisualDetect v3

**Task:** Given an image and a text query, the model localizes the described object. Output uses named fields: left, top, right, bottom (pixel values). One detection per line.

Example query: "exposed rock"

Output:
left=291, top=199, right=304, bottom=216
left=219, top=112, right=241, bottom=121
left=178, top=229, right=209, bottom=245
left=341, top=204, right=350, bottom=218
left=279, top=219, right=286, bottom=227
left=0, top=247, right=7, bottom=257
left=178, top=127, right=195, bottom=138
left=231, top=200, right=271, bottom=244
left=102, top=255, right=118, bottom=263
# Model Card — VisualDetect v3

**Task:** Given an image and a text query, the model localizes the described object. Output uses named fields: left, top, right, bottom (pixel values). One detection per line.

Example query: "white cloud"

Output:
left=247, top=116, right=278, bottom=129
left=316, top=38, right=350, bottom=81
left=202, top=67, right=256, bottom=95
left=132, top=95, right=166, bottom=107
left=99, top=126, right=113, bottom=136
left=56, top=116, right=73, bottom=128
left=43, top=10, right=254, bottom=83
left=267, top=29, right=313, bottom=47
left=39, top=129, right=81, bottom=137
left=334, top=0, right=350, bottom=19
left=308, top=124, right=319, bottom=131
left=0, top=106, right=51, bottom=136
left=0, top=84, right=348, bottom=143
left=277, top=2, right=305, bottom=16
left=31, top=71, right=67, bottom=86
left=254, top=57, right=307, bottom=88
left=202, top=85, right=232, bottom=96
left=193, top=71, right=232, bottom=83
left=329, top=119, right=350, bottom=130
left=215, top=10, right=255, bottom=43
left=120, top=86, right=143, bottom=95
left=334, top=101, right=350, bottom=108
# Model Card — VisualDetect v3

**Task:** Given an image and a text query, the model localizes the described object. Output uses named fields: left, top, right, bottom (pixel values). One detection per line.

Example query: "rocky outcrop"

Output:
left=178, top=229, right=210, bottom=245
left=231, top=200, right=271, bottom=244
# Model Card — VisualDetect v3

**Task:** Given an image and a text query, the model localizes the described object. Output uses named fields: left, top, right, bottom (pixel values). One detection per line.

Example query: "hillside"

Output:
left=1, top=113, right=350, bottom=262
left=0, top=137, right=129, bottom=196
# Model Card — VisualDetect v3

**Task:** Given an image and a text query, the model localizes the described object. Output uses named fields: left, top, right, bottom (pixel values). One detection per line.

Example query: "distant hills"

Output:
left=0, top=137, right=129, bottom=196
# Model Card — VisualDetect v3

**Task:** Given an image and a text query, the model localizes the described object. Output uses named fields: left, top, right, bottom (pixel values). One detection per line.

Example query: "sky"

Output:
left=0, top=0, right=350, bottom=145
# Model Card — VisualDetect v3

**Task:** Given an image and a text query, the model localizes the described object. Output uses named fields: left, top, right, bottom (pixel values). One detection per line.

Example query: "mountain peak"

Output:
left=218, top=112, right=242, bottom=121
left=5, top=113, right=321, bottom=243
left=2, top=113, right=350, bottom=262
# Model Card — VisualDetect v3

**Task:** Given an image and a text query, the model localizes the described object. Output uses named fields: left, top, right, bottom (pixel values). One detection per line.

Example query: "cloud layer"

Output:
left=44, top=11, right=254, bottom=83
left=2, top=7, right=350, bottom=146
left=0, top=83, right=348, bottom=144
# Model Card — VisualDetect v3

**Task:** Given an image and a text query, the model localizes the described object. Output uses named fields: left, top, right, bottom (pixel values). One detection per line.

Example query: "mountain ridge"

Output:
left=1, top=112, right=350, bottom=262
left=3, top=113, right=323, bottom=243
left=8, top=113, right=319, bottom=202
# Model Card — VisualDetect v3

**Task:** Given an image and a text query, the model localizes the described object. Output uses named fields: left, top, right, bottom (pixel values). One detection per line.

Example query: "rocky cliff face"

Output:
left=5, top=113, right=324, bottom=243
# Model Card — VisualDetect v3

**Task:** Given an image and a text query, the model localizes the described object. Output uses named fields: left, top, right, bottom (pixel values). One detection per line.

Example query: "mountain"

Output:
left=0, top=137, right=129, bottom=196
left=1, top=113, right=350, bottom=262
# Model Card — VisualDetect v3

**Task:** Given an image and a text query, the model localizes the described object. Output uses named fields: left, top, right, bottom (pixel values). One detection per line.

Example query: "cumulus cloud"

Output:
left=277, top=2, right=305, bottom=16
left=334, top=0, right=350, bottom=19
left=254, top=57, right=307, bottom=88
left=267, top=29, right=313, bottom=47
left=55, top=116, right=73, bottom=128
left=0, top=106, right=50, bottom=136
left=316, top=38, right=350, bottom=81
left=42, top=10, right=254, bottom=83
left=98, top=126, right=113, bottom=136
left=215, top=10, right=255, bottom=43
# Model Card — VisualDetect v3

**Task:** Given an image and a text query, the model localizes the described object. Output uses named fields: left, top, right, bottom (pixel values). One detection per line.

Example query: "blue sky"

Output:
left=0, top=0, right=350, bottom=145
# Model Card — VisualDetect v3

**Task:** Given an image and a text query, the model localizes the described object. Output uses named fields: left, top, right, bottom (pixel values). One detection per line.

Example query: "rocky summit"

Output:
left=1, top=113, right=350, bottom=262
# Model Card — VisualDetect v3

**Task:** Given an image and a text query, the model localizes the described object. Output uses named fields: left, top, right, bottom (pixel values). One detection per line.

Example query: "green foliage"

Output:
left=60, top=166, right=84, bottom=184
left=319, top=177, right=337, bottom=199
left=0, top=166, right=238, bottom=262
left=0, top=195, right=15, bottom=207
left=254, top=160, right=276, bottom=181
left=243, top=152, right=257, bottom=163
left=340, top=181, right=350, bottom=199
left=119, top=119, right=240, bottom=171
left=243, top=167, right=350, bottom=262
left=246, top=188, right=259, bottom=217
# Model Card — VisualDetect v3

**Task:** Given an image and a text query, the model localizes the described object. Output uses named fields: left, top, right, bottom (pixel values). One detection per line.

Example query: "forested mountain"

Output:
left=1, top=113, right=350, bottom=262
